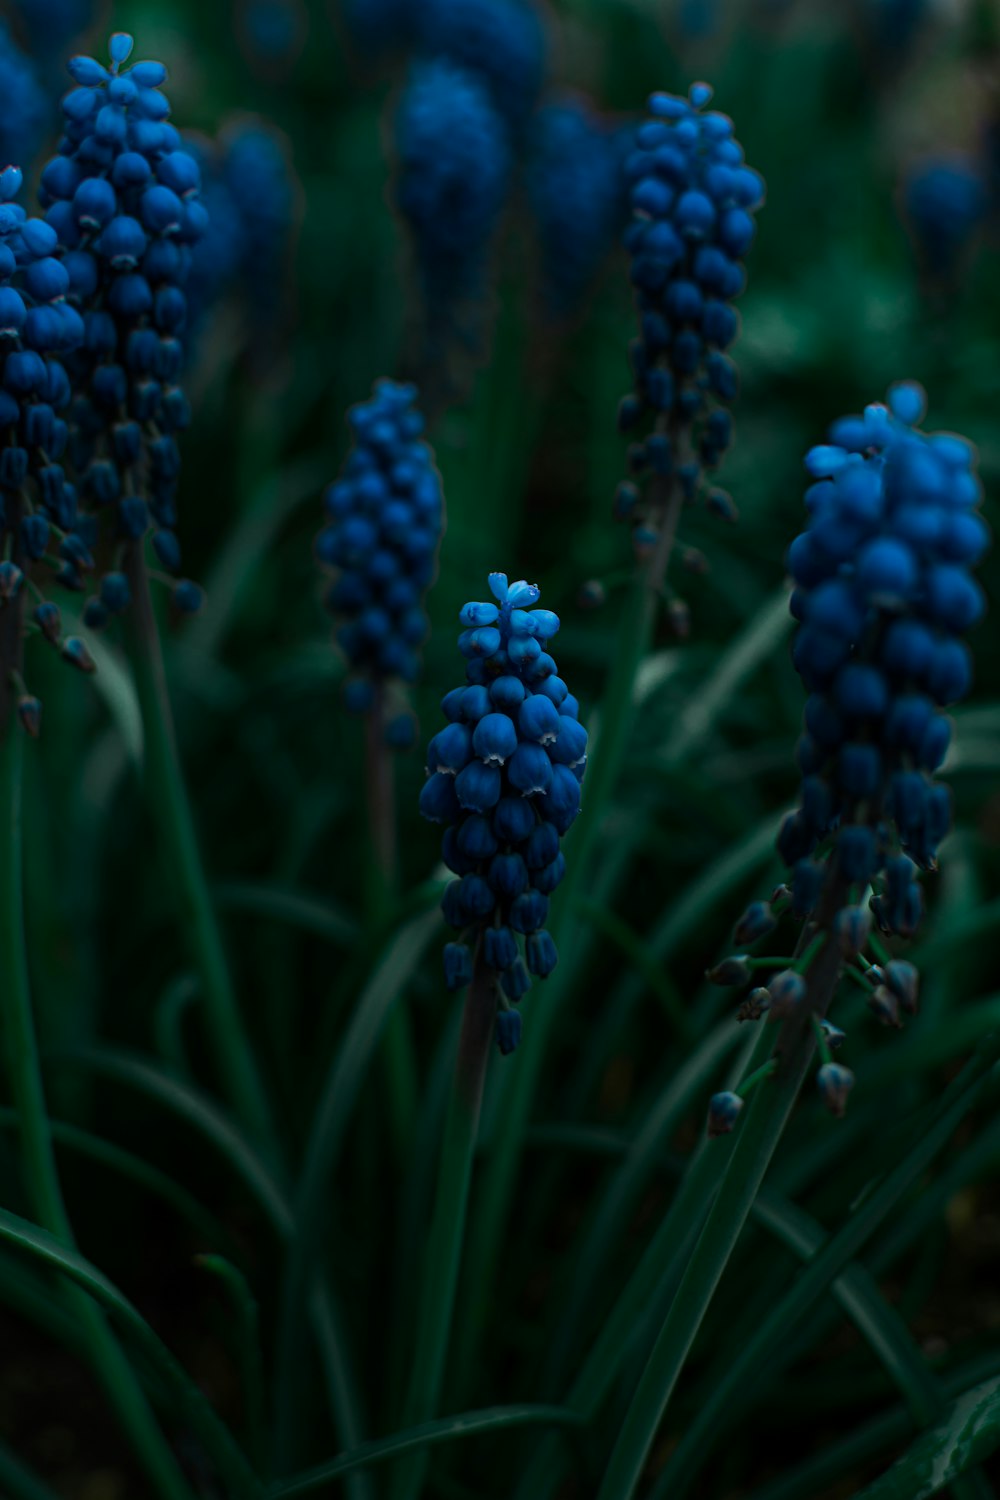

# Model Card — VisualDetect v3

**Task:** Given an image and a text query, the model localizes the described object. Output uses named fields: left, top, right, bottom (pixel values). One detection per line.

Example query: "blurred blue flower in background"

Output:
left=528, top=96, right=630, bottom=317
left=0, top=21, right=49, bottom=173
left=317, top=380, right=444, bottom=737
left=420, top=573, right=587, bottom=1047
left=418, top=0, right=548, bottom=129
left=8, top=0, right=95, bottom=61
left=903, top=154, right=985, bottom=281
left=236, top=0, right=308, bottom=80
left=395, top=58, right=511, bottom=380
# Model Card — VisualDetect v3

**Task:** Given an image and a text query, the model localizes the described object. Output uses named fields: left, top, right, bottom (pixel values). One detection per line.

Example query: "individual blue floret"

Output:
left=903, top=155, right=984, bottom=281
left=617, top=84, right=764, bottom=556
left=420, top=573, right=588, bottom=1050
left=318, top=380, right=443, bottom=740
left=527, top=96, right=631, bottom=317
left=37, top=33, right=208, bottom=624
left=784, top=381, right=986, bottom=937
left=0, top=21, right=48, bottom=173
left=395, top=58, right=512, bottom=321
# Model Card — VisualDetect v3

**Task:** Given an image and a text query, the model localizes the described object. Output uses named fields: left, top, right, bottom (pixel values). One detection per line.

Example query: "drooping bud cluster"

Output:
left=317, top=380, right=443, bottom=743
left=527, top=96, right=630, bottom=317
left=0, top=163, right=95, bottom=726
left=783, top=381, right=986, bottom=933
left=617, top=84, right=764, bottom=554
left=395, top=59, right=511, bottom=323
left=902, top=155, right=984, bottom=283
left=0, top=20, right=48, bottom=175
left=419, top=573, right=587, bottom=1053
left=38, top=32, right=207, bottom=626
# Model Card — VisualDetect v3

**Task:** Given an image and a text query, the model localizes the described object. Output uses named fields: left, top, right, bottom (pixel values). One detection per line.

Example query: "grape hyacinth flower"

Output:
left=317, top=380, right=443, bottom=743
left=528, top=96, right=630, bottom=317
left=419, top=573, right=587, bottom=1052
left=0, top=21, right=48, bottom=174
left=236, top=0, right=308, bottom=81
left=37, top=32, right=208, bottom=626
left=395, top=59, right=511, bottom=356
left=417, top=0, right=548, bottom=131
left=0, top=162, right=91, bottom=732
left=714, top=382, right=986, bottom=1117
left=617, top=85, right=764, bottom=574
left=903, top=154, right=984, bottom=283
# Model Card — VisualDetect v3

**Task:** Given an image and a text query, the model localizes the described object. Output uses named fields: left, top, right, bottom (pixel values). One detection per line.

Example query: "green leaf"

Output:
left=271, top=1406, right=583, bottom=1498
left=214, top=882, right=356, bottom=948
left=0, top=1441, right=62, bottom=1500
left=0, top=1205, right=262, bottom=1499
left=853, top=1377, right=1000, bottom=1500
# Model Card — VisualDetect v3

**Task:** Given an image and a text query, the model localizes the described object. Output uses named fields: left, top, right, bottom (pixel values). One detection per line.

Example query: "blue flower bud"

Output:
left=495, top=1008, right=523, bottom=1055
left=733, top=900, right=776, bottom=947
left=473, top=712, right=519, bottom=765
left=455, top=760, right=502, bottom=812
left=443, top=942, right=474, bottom=991
left=834, top=905, right=871, bottom=958
left=768, top=969, right=806, bottom=1017
left=707, top=954, right=750, bottom=986
left=500, top=961, right=531, bottom=1002
left=707, top=1090, right=743, bottom=1137
left=817, top=1062, right=854, bottom=1117
left=484, top=926, right=517, bottom=971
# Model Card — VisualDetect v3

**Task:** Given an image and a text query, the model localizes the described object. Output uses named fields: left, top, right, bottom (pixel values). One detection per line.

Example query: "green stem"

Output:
left=122, top=547, right=276, bottom=1155
left=391, top=946, right=497, bottom=1500
left=366, top=694, right=418, bottom=1164
left=595, top=884, right=848, bottom=1500
left=0, top=724, right=194, bottom=1500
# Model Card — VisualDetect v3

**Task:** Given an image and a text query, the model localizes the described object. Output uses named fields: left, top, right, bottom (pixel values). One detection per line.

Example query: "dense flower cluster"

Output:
left=419, top=574, right=587, bottom=1053
left=38, top=32, right=207, bottom=625
left=317, top=380, right=443, bottom=739
left=0, top=164, right=93, bottom=723
left=903, top=155, right=984, bottom=281
left=617, top=85, right=764, bottom=551
left=0, top=20, right=48, bottom=174
left=528, top=96, right=630, bottom=316
left=782, top=380, right=985, bottom=937
left=395, top=59, right=511, bottom=312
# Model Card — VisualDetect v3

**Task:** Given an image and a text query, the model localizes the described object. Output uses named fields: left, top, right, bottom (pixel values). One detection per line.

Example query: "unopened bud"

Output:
left=578, top=579, right=606, bottom=610
left=868, top=984, right=903, bottom=1029
left=61, top=636, right=96, bottom=674
left=817, top=1062, right=854, bottom=1117
left=707, top=1090, right=744, bottom=1138
left=834, top=904, right=872, bottom=959
left=737, top=987, right=772, bottom=1022
left=734, top=901, right=777, bottom=947
left=707, top=954, right=751, bottom=987
left=767, top=968, right=807, bottom=1019
left=17, top=695, right=41, bottom=738
left=883, top=959, right=919, bottom=1015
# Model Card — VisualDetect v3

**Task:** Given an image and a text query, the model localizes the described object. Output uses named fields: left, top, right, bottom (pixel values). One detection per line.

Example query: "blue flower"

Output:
left=417, top=0, right=547, bottom=129
left=527, top=96, right=631, bottom=317
left=785, top=382, right=985, bottom=937
left=420, top=573, right=588, bottom=1050
left=395, top=59, right=511, bottom=325
left=318, top=380, right=443, bottom=740
left=0, top=21, right=48, bottom=173
left=618, top=85, right=764, bottom=555
left=37, top=33, right=207, bottom=625
left=0, top=162, right=92, bottom=718
left=903, top=155, right=984, bottom=281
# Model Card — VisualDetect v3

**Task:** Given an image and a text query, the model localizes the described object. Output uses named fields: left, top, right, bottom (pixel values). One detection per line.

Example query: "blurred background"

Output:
left=2, top=0, right=1000, bottom=1494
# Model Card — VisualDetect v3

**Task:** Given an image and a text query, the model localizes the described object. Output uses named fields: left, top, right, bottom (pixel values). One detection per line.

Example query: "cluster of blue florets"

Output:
left=781, top=381, right=986, bottom=939
left=0, top=20, right=48, bottom=175
left=395, top=59, right=512, bottom=313
left=903, top=155, right=984, bottom=281
left=528, top=97, right=630, bottom=316
left=0, top=163, right=95, bottom=719
left=317, top=381, right=443, bottom=740
left=419, top=574, right=587, bottom=1053
left=38, top=33, right=206, bottom=626
left=617, top=85, right=764, bottom=549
